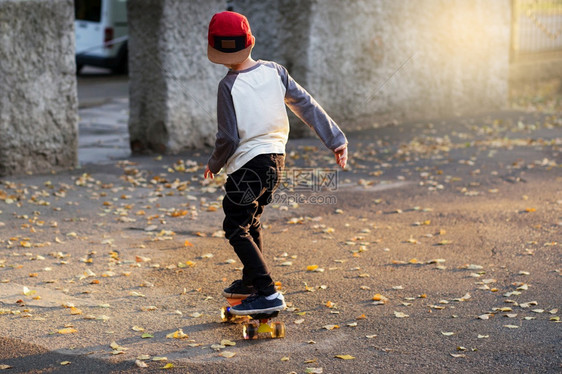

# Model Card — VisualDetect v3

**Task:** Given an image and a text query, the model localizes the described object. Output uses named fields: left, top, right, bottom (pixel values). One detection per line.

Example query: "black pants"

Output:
left=222, top=153, right=284, bottom=296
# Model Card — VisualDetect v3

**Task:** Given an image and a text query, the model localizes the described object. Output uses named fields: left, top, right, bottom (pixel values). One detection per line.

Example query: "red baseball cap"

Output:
left=207, top=11, right=255, bottom=65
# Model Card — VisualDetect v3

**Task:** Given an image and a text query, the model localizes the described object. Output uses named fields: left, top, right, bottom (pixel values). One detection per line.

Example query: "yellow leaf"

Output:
left=335, top=355, right=355, bottom=360
left=60, top=361, right=71, bottom=366
left=184, top=240, right=194, bottom=247
left=70, top=307, right=82, bottom=315
left=322, top=324, right=339, bottom=330
left=307, top=265, right=319, bottom=271
left=161, top=363, right=175, bottom=369
left=57, top=328, right=78, bottom=334
left=166, top=329, right=188, bottom=339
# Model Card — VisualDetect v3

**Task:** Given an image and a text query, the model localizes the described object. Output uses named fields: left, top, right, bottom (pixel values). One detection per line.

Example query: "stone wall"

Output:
left=0, top=0, right=77, bottom=176
left=127, top=0, right=226, bottom=154
left=233, top=0, right=511, bottom=130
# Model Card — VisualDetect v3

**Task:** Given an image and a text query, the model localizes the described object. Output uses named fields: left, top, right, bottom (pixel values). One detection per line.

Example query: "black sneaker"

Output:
left=230, top=293, right=286, bottom=315
left=223, top=279, right=255, bottom=298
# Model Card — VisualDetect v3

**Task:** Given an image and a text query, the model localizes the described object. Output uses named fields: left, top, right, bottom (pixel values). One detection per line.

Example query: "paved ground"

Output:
left=0, top=105, right=560, bottom=373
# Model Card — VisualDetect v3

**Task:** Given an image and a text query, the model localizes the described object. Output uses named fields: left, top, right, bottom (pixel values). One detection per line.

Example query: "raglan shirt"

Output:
left=208, top=60, right=347, bottom=175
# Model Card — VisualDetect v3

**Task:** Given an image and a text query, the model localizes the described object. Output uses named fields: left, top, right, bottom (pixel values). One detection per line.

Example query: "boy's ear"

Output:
left=250, top=35, right=255, bottom=46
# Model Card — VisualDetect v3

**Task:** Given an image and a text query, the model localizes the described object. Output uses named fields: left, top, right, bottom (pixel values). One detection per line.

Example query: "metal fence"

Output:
left=511, top=0, right=562, bottom=60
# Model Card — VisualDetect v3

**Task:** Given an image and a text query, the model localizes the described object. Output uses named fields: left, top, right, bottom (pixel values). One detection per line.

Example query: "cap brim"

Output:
left=207, top=44, right=252, bottom=65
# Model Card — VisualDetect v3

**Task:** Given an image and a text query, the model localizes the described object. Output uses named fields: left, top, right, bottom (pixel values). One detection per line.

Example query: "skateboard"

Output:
left=220, top=296, right=286, bottom=339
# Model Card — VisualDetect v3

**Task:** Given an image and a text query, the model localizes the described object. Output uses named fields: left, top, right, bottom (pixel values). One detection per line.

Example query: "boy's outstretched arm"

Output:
left=275, top=63, right=348, bottom=168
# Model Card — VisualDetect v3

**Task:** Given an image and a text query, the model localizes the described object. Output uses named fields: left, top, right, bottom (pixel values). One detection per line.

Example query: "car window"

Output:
left=75, top=0, right=102, bottom=22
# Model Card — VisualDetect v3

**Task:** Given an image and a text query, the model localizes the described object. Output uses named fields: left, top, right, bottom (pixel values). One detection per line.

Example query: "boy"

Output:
left=204, top=11, right=348, bottom=315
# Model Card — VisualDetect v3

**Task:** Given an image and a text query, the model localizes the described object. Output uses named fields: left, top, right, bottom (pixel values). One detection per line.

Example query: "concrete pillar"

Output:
left=0, top=0, right=78, bottom=176
left=127, top=0, right=226, bottom=154
left=234, top=0, right=511, bottom=128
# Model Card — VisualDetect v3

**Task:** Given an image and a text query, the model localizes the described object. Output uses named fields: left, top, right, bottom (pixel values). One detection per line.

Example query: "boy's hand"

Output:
left=334, top=144, right=348, bottom=169
left=204, top=165, right=214, bottom=179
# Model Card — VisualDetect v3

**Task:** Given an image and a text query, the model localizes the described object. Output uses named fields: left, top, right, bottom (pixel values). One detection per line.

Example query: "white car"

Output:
left=74, top=0, right=128, bottom=74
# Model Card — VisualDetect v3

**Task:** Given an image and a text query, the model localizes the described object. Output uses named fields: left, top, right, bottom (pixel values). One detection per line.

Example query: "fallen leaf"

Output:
left=135, top=360, right=148, bottom=368
left=110, top=341, right=127, bottom=351
left=166, top=329, right=188, bottom=339
left=219, top=351, right=236, bottom=358
left=335, top=354, right=355, bottom=360
left=305, top=368, right=323, bottom=374
left=161, top=363, right=175, bottom=369
left=323, top=324, right=340, bottom=330
left=394, top=311, right=409, bottom=318
left=504, top=325, right=519, bottom=329
left=57, top=328, right=77, bottom=334
left=60, top=361, right=71, bottom=366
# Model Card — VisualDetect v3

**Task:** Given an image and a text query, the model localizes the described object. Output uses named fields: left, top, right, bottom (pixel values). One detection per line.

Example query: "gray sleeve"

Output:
left=207, top=76, right=239, bottom=174
left=275, top=63, right=347, bottom=151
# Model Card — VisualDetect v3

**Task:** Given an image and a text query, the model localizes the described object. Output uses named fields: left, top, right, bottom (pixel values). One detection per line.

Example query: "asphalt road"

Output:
left=0, top=108, right=560, bottom=373
left=77, top=67, right=129, bottom=109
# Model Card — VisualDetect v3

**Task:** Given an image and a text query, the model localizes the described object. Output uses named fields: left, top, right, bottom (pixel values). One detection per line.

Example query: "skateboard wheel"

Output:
left=243, top=322, right=258, bottom=340
left=271, top=321, right=285, bottom=338
left=221, top=306, right=234, bottom=322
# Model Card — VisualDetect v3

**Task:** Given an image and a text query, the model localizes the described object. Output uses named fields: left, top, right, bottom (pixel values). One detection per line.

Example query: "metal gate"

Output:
left=511, top=0, right=562, bottom=60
